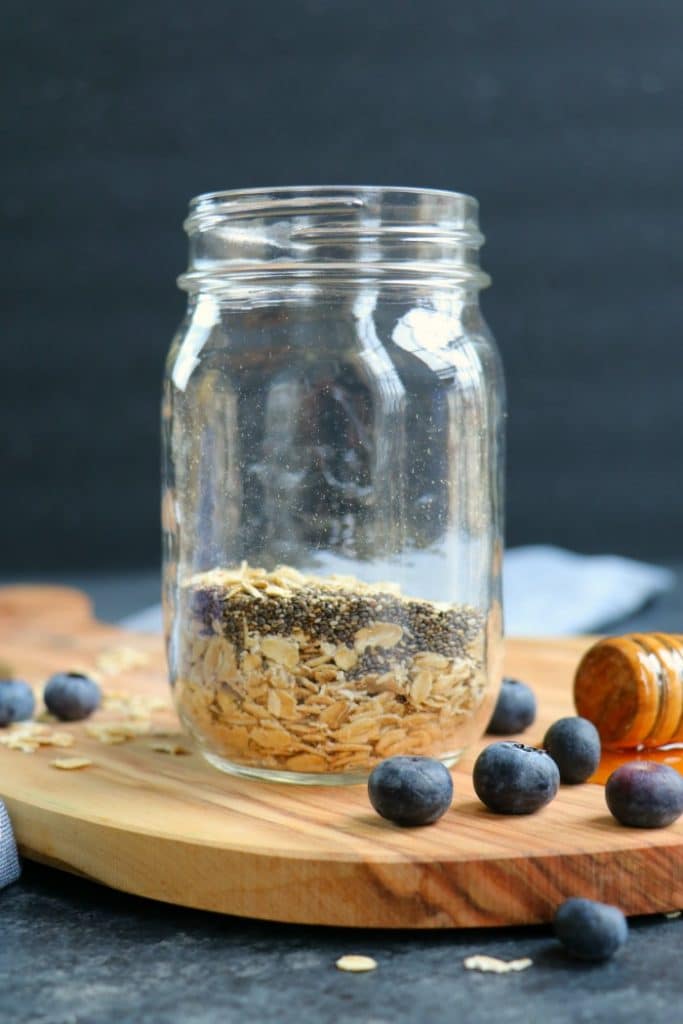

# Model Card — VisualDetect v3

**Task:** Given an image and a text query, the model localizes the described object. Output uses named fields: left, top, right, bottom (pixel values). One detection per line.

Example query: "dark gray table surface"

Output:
left=3, top=570, right=683, bottom=1024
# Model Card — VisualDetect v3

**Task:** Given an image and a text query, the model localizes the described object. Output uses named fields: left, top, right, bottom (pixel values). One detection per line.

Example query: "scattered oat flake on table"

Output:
left=50, top=757, right=93, bottom=770
left=335, top=955, right=378, bottom=973
left=664, top=911, right=681, bottom=919
left=464, top=955, right=533, bottom=974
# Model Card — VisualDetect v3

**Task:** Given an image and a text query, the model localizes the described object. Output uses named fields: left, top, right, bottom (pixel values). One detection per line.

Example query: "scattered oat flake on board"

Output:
left=96, top=646, right=150, bottom=675
left=0, top=723, right=75, bottom=751
left=46, top=732, right=75, bottom=748
left=87, top=720, right=151, bottom=743
left=335, top=955, right=378, bottom=973
left=147, top=696, right=172, bottom=711
left=35, top=710, right=58, bottom=724
left=103, top=692, right=171, bottom=718
left=4, top=738, right=40, bottom=753
left=150, top=741, right=190, bottom=755
left=464, top=955, right=533, bottom=974
left=664, top=911, right=681, bottom=919
left=2, top=722, right=48, bottom=738
left=50, top=757, right=93, bottom=770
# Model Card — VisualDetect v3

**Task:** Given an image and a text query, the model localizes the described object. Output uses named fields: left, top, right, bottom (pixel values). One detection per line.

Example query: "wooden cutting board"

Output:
left=0, top=585, right=681, bottom=929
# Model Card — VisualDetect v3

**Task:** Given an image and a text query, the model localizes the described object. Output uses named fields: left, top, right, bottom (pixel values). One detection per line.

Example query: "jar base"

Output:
left=201, top=749, right=465, bottom=786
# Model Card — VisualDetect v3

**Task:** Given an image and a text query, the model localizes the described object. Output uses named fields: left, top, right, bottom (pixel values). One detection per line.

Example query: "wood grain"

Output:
left=0, top=586, right=681, bottom=929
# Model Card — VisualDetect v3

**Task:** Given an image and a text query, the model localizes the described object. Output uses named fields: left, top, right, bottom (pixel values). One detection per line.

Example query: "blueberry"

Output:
left=0, top=680, right=35, bottom=726
left=554, top=898, right=628, bottom=961
left=473, top=742, right=560, bottom=814
left=486, top=678, right=537, bottom=735
left=368, top=756, right=453, bottom=826
left=43, top=672, right=101, bottom=722
left=543, top=716, right=601, bottom=784
left=605, top=761, right=683, bottom=828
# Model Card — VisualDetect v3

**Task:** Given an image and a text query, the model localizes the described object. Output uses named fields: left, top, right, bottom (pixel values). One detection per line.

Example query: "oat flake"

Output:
left=335, top=955, right=378, bottom=973
left=150, top=741, right=191, bottom=755
left=464, top=955, right=533, bottom=974
left=96, top=646, right=150, bottom=675
left=50, top=757, right=93, bottom=770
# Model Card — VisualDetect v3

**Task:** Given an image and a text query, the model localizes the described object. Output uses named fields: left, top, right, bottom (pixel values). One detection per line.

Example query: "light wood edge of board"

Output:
left=8, top=788, right=683, bottom=928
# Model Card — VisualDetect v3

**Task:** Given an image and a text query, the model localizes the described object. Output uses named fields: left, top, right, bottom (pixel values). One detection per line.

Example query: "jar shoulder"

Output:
left=164, top=293, right=503, bottom=398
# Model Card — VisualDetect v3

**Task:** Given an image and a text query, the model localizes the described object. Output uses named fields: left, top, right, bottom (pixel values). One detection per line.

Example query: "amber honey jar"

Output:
left=574, top=634, right=683, bottom=749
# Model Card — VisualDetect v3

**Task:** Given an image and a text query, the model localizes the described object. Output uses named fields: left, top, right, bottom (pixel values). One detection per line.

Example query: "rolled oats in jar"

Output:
left=163, top=187, right=505, bottom=783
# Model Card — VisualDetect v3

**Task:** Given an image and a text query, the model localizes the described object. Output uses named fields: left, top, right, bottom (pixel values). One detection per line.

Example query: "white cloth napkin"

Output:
left=120, top=546, right=674, bottom=637
left=503, top=545, right=674, bottom=635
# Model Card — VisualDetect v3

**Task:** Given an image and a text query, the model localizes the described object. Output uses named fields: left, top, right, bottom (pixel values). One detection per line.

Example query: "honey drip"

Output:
left=589, top=745, right=683, bottom=785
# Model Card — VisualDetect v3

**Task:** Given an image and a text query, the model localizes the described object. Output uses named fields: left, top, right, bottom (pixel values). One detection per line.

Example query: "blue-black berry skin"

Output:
left=368, top=756, right=454, bottom=826
left=486, top=678, right=537, bottom=735
left=44, top=672, right=101, bottom=722
left=554, top=898, right=628, bottom=961
left=0, top=680, right=35, bottom=726
left=543, top=717, right=601, bottom=784
left=605, top=761, right=683, bottom=828
left=473, top=742, right=560, bottom=814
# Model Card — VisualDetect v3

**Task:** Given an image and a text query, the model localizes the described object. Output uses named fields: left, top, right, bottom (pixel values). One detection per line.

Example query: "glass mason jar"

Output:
left=162, top=186, right=505, bottom=784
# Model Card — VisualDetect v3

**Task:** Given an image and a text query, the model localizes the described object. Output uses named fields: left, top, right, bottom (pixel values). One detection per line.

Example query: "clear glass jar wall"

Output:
left=162, top=186, right=505, bottom=783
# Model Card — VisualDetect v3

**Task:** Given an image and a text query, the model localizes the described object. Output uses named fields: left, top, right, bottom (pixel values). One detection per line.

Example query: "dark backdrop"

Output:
left=3, top=0, right=683, bottom=571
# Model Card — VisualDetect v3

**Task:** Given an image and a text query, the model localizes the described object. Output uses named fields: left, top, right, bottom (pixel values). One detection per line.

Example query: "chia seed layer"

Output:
left=188, top=574, right=483, bottom=670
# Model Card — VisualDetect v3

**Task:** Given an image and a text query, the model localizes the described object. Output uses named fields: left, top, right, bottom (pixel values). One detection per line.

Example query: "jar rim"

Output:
left=181, top=185, right=488, bottom=292
left=188, top=183, right=479, bottom=209
left=186, top=185, right=481, bottom=236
